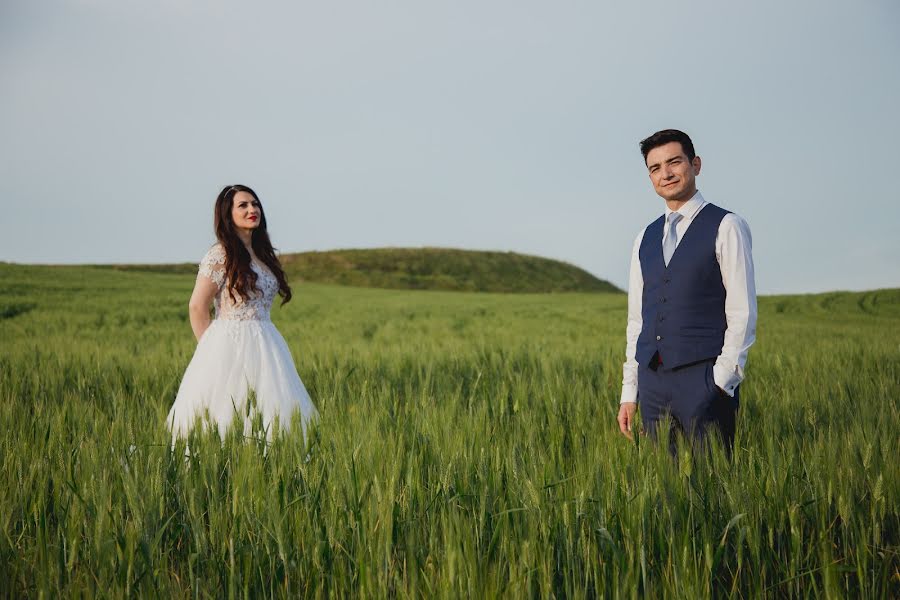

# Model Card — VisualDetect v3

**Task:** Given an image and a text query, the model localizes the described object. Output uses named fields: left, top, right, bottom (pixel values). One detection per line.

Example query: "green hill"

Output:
left=279, top=248, right=620, bottom=293
left=102, top=247, right=622, bottom=293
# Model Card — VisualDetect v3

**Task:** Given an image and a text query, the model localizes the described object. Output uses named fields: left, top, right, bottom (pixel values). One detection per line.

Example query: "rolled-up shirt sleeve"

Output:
left=621, top=229, right=646, bottom=404
left=713, top=214, right=757, bottom=396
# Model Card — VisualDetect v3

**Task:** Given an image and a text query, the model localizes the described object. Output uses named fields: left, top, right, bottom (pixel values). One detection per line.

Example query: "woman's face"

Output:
left=231, top=191, right=262, bottom=231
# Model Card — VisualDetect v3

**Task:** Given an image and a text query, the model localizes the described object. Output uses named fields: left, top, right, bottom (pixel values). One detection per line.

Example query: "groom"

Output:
left=616, top=129, right=757, bottom=452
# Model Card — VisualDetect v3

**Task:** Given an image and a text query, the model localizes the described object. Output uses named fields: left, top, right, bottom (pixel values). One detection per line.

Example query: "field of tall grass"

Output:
left=0, top=263, right=897, bottom=597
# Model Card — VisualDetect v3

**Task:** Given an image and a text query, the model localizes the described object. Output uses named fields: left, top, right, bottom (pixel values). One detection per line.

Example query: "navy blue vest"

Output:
left=636, top=203, right=729, bottom=369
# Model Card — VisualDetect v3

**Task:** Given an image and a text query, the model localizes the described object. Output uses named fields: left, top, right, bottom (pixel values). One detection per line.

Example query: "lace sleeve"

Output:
left=198, top=243, right=226, bottom=288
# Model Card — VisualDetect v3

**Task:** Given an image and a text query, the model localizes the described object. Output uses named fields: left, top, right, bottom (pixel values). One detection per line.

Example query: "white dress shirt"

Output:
left=621, top=191, right=757, bottom=404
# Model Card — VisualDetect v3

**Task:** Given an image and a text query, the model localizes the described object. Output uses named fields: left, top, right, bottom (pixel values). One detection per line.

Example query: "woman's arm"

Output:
left=188, top=276, right=220, bottom=341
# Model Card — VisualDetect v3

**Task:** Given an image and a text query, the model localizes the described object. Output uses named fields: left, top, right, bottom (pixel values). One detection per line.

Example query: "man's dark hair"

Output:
left=639, top=129, right=696, bottom=163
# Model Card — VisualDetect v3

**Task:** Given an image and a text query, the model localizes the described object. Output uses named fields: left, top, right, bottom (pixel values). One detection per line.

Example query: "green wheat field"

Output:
left=1, top=263, right=898, bottom=597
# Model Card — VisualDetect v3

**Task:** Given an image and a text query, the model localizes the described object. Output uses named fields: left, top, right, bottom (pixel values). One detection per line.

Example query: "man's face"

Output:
left=645, top=141, right=702, bottom=203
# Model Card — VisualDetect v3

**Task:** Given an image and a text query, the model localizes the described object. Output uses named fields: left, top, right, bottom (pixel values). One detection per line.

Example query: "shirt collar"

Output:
left=665, top=190, right=706, bottom=221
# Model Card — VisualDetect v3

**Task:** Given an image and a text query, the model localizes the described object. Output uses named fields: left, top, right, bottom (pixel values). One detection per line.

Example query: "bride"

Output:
left=166, top=184, right=318, bottom=441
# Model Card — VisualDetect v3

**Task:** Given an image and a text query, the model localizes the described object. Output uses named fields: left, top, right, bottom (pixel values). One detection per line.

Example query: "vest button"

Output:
left=661, top=297, right=667, bottom=303
left=658, top=315, right=665, bottom=322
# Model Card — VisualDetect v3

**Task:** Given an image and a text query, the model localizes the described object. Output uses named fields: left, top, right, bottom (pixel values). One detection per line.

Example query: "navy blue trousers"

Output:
left=638, top=358, right=739, bottom=453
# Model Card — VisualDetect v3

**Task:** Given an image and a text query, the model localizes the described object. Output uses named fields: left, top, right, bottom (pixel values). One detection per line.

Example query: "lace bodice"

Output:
left=198, top=244, right=279, bottom=321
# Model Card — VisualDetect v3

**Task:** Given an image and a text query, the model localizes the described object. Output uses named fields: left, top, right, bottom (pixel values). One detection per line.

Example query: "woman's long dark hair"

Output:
left=214, top=184, right=292, bottom=305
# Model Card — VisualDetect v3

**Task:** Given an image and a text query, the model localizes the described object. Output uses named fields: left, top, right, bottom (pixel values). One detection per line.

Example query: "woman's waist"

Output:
left=211, top=314, right=272, bottom=323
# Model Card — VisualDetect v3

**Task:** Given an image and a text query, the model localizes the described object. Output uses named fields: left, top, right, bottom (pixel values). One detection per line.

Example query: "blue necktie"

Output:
left=663, top=212, right=683, bottom=266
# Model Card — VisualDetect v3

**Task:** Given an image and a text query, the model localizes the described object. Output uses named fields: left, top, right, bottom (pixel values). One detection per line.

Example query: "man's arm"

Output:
left=713, top=214, right=757, bottom=396
left=618, top=229, right=645, bottom=439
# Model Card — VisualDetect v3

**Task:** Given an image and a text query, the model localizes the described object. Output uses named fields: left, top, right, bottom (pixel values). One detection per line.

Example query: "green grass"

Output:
left=0, top=263, right=897, bottom=597
left=95, top=247, right=623, bottom=294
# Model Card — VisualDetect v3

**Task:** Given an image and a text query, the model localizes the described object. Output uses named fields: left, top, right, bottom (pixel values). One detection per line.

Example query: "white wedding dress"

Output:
left=166, top=244, right=318, bottom=441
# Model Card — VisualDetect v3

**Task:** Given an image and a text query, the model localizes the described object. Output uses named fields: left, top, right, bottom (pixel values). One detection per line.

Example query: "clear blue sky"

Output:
left=2, top=0, right=898, bottom=294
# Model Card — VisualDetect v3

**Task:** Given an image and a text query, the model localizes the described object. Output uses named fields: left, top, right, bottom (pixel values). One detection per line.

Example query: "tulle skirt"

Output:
left=166, top=319, right=318, bottom=440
